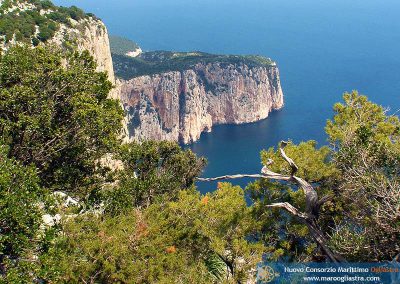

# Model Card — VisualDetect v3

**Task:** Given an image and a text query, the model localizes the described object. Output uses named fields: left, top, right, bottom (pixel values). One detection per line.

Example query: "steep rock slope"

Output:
left=0, top=0, right=115, bottom=85
left=116, top=52, right=284, bottom=143
left=48, top=18, right=115, bottom=85
left=1, top=1, right=284, bottom=145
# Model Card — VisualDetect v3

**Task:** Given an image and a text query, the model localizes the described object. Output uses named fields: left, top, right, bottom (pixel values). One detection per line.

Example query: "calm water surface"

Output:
left=55, top=0, right=400, bottom=192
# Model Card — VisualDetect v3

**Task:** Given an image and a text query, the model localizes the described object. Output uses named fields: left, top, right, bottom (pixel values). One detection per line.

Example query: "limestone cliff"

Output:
left=0, top=0, right=126, bottom=139
left=0, top=0, right=115, bottom=87
left=49, top=18, right=116, bottom=94
left=118, top=60, right=283, bottom=144
left=2, top=1, right=284, bottom=145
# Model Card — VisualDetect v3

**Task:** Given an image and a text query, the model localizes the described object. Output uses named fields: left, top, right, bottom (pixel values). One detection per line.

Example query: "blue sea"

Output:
left=55, top=0, right=400, bottom=192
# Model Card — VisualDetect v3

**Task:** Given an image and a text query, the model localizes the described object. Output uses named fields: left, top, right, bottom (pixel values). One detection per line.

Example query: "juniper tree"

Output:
left=0, top=46, right=123, bottom=197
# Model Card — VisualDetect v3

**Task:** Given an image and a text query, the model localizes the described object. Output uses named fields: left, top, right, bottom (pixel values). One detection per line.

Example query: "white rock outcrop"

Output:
left=120, top=62, right=284, bottom=144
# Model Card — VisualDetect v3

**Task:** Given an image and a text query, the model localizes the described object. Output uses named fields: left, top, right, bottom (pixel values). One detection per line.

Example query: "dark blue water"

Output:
left=55, top=0, right=400, bottom=192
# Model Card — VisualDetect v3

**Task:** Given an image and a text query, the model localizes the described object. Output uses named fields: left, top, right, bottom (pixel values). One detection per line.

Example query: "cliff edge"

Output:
left=113, top=50, right=284, bottom=144
left=0, top=1, right=284, bottom=145
left=0, top=0, right=115, bottom=86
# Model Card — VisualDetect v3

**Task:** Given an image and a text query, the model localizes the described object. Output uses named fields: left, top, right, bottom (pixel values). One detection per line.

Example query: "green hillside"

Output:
left=112, top=50, right=275, bottom=80
left=0, top=0, right=96, bottom=46
left=109, top=35, right=140, bottom=55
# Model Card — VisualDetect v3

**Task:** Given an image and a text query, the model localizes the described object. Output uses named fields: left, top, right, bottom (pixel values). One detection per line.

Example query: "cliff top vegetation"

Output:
left=0, top=45, right=399, bottom=283
left=109, top=35, right=140, bottom=56
left=0, top=2, right=399, bottom=282
left=111, top=45, right=275, bottom=79
left=0, top=0, right=97, bottom=47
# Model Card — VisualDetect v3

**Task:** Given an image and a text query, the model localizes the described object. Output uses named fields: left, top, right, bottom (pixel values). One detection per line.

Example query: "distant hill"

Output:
left=0, top=0, right=96, bottom=49
left=109, top=35, right=140, bottom=56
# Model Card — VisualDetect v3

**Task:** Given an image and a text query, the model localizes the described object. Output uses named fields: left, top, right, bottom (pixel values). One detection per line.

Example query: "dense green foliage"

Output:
left=0, top=27, right=399, bottom=282
left=0, top=46, right=123, bottom=196
left=248, top=141, right=338, bottom=261
left=41, top=184, right=262, bottom=283
left=112, top=50, right=275, bottom=79
left=0, top=145, right=43, bottom=258
left=325, top=91, right=400, bottom=261
left=109, top=35, right=140, bottom=56
left=104, top=141, right=206, bottom=214
left=248, top=91, right=400, bottom=263
left=0, top=0, right=93, bottom=46
left=0, top=144, right=53, bottom=283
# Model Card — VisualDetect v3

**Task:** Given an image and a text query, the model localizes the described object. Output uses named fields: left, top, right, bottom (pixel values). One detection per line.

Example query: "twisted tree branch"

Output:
left=266, top=202, right=308, bottom=219
left=196, top=141, right=345, bottom=263
left=196, top=174, right=267, bottom=182
left=279, top=141, right=299, bottom=175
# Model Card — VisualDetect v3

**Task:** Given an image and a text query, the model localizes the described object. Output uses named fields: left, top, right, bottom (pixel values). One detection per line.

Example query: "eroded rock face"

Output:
left=49, top=18, right=115, bottom=87
left=0, top=1, right=114, bottom=85
left=78, top=21, right=115, bottom=84
left=120, top=62, right=284, bottom=144
left=49, top=18, right=128, bottom=137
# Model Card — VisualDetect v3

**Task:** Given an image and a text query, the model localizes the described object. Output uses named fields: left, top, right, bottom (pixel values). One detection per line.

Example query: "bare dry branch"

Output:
left=266, top=202, right=309, bottom=219
left=196, top=174, right=266, bottom=182
left=197, top=140, right=346, bottom=262
left=279, top=141, right=299, bottom=175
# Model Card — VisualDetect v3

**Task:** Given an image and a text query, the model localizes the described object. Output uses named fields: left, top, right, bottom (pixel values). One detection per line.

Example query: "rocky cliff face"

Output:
left=0, top=0, right=125, bottom=138
left=0, top=1, right=115, bottom=88
left=49, top=19, right=116, bottom=88
left=120, top=62, right=283, bottom=144
left=78, top=22, right=115, bottom=83
left=2, top=1, right=284, bottom=145
left=51, top=18, right=128, bottom=136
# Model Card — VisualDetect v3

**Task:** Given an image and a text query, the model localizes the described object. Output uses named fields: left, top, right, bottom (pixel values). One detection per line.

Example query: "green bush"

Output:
left=41, top=185, right=262, bottom=283
left=0, top=46, right=123, bottom=197
left=0, top=0, right=94, bottom=44
left=0, top=144, right=53, bottom=283
left=32, top=36, right=40, bottom=46
left=103, top=141, right=206, bottom=214
left=0, top=145, right=44, bottom=257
